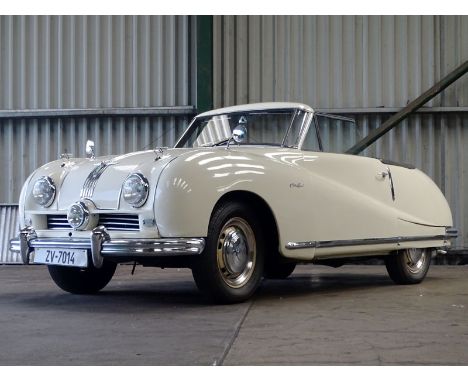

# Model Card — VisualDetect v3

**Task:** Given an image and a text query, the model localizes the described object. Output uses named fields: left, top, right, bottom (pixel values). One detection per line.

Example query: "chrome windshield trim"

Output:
left=286, top=235, right=448, bottom=250
left=296, top=111, right=315, bottom=150
left=175, top=107, right=310, bottom=149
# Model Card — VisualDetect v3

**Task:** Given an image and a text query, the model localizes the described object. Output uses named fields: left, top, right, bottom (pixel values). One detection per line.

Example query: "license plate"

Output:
left=34, top=248, right=88, bottom=268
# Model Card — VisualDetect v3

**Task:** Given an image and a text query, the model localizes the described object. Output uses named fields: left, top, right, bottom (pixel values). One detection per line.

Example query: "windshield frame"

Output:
left=174, top=107, right=313, bottom=149
left=312, top=112, right=360, bottom=153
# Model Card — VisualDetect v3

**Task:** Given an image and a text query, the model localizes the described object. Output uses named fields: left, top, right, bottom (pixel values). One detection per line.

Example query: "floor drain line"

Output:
left=215, top=299, right=254, bottom=366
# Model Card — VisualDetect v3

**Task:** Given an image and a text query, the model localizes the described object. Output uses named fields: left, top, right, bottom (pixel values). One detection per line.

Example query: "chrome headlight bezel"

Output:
left=122, top=173, right=149, bottom=208
left=32, top=176, right=56, bottom=207
left=67, top=201, right=90, bottom=230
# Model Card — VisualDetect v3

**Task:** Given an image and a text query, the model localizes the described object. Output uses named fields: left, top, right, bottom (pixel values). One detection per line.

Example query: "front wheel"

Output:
left=192, top=201, right=265, bottom=304
left=48, top=260, right=117, bottom=294
left=385, top=248, right=433, bottom=284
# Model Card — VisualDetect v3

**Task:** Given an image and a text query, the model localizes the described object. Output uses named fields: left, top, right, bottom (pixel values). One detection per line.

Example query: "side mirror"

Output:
left=85, top=140, right=95, bottom=159
left=232, top=125, right=247, bottom=144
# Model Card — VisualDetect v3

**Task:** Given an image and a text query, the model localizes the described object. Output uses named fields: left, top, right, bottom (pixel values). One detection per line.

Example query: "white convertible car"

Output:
left=10, top=102, right=455, bottom=303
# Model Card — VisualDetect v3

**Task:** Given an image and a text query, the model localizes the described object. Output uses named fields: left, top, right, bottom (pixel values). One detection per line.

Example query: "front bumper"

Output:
left=9, top=226, right=205, bottom=268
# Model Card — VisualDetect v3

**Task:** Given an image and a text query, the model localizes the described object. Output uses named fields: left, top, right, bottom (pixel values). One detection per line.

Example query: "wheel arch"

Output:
left=211, top=190, right=281, bottom=256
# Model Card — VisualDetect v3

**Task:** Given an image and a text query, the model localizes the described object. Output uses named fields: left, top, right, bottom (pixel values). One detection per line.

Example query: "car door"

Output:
left=296, top=113, right=398, bottom=243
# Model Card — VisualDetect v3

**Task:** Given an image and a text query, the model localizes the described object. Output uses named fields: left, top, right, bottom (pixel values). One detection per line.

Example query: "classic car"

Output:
left=10, top=102, right=455, bottom=303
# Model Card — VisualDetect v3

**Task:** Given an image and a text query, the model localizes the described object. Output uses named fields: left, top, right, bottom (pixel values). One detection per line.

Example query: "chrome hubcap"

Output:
left=216, top=217, right=256, bottom=288
left=404, top=248, right=427, bottom=273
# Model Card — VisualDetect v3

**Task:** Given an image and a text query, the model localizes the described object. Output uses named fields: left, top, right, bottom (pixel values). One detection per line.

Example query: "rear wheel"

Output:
left=48, top=260, right=117, bottom=294
left=192, top=201, right=265, bottom=304
left=385, top=248, right=433, bottom=284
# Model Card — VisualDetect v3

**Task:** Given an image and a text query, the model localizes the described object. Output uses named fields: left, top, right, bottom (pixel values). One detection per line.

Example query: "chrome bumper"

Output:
left=9, top=226, right=205, bottom=268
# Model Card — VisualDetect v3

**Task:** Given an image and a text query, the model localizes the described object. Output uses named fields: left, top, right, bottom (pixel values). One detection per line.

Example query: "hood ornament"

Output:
left=60, top=152, right=73, bottom=167
left=86, top=140, right=95, bottom=159
left=80, top=161, right=113, bottom=199
left=153, top=147, right=167, bottom=161
left=60, top=152, right=72, bottom=160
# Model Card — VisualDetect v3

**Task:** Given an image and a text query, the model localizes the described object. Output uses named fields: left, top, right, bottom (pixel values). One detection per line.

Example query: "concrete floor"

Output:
left=0, top=264, right=467, bottom=365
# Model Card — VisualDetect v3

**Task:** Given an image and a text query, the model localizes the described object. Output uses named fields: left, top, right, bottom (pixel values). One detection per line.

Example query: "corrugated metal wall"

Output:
left=213, top=15, right=468, bottom=250
left=213, top=15, right=468, bottom=108
left=0, top=115, right=192, bottom=203
left=0, top=15, right=196, bottom=203
left=0, top=205, right=19, bottom=263
left=0, top=16, right=196, bottom=261
left=2, top=15, right=468, bottom=260
left=0, top=15, right=195, bottom=109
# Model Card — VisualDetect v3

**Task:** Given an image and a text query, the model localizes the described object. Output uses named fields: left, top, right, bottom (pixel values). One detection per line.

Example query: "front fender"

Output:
left=153, top=148, right=307, bottom=250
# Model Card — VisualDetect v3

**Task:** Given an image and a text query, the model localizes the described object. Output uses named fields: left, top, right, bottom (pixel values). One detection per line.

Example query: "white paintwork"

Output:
left=17, top=103, right=453, bottom=262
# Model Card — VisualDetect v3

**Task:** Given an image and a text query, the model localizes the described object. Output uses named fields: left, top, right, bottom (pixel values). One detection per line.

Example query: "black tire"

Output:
left=48, top=260, right=117, bottom=294
left=264, top=260, right=296, bottom=279
left=385, top=248, right=433, bottom=285
left=192, top=201, right=265, bottom=304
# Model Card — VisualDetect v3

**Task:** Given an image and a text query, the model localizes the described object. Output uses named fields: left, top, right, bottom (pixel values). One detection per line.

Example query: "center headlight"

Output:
left=32, top=176, right=56, bottom=207
left=67, top=201, right=89, bottom=230
left=122, top=173, right=149, bottom=208
left=67, top=200, right=98, bottom=230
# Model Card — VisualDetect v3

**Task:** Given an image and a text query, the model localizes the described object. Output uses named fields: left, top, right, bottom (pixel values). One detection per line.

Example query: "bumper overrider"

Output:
left=9, top=226, right=205, bottom=268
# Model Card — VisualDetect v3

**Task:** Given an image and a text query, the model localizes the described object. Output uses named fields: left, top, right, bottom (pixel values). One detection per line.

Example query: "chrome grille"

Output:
left=47, top=214, right=140, bottom=231
left=47, top=215, right=70, bottom=230
left=98, top=214, right=140, bottom=231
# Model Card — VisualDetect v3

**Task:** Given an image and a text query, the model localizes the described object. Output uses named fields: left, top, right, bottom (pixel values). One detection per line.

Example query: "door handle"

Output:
left=376, top=171, right=388, bottom=180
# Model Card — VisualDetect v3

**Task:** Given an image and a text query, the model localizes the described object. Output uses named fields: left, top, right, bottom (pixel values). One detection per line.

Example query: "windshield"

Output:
left=176, top=109, right=306, bottom=148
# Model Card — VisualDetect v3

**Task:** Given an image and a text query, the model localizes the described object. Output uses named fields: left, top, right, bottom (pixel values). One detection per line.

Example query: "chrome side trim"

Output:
left=286, top=241, right=316, bottom=250
left=102, top=238, right=205, bottom=256
left=446, top=228, right=458, bottom=238
left=80, top=161, right=113, bottom=199
left=286, top=235, right=448, bottom=250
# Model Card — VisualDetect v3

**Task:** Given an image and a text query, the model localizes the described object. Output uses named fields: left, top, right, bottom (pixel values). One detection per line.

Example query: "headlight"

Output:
left=67, top=201, right=89, bottom=230
left=67, top=200, right=98, bottom=230
left=122, top=173, right=149, bottom=208
left=32, top=176, right=56, bottom=207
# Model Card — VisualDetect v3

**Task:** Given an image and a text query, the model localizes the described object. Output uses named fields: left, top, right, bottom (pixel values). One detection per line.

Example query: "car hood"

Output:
left=40, top=149, right=191, bottom=210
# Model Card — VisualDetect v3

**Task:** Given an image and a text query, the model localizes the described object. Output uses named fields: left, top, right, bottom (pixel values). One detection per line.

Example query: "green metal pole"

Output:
left=196, top=16, right=213, bottom=113
left=346, top=59, right=468, bottom=155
